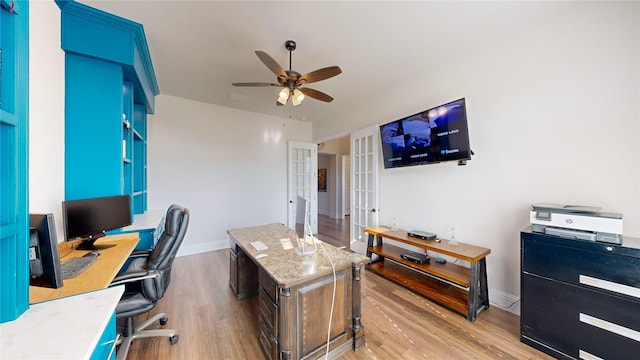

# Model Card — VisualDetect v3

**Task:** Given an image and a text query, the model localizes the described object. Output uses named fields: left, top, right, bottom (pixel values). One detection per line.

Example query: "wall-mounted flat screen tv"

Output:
left=379, top=98, right=471, bottom=169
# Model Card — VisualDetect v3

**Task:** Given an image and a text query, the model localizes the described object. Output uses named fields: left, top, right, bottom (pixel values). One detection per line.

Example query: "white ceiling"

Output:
left=79, top=1, right=567, bottom=125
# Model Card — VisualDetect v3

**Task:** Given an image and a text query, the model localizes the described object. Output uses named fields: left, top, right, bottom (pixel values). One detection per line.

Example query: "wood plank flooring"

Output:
left=316, top=214, right=351, bottom=249
left=123, top=249, right=551, bottom=359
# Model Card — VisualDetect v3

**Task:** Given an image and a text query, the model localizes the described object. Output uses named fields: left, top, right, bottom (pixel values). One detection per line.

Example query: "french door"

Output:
left=287, top=141, right=318, bottom=234
left=350, top=126, right=379, bottom=255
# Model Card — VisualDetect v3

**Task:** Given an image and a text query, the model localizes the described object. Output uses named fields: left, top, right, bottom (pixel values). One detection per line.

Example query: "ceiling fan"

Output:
left=232, top=40, right=342, bottom=106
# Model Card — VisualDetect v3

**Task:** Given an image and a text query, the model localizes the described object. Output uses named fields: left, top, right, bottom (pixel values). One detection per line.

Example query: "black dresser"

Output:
left=521, top=229, right=640, bottom=359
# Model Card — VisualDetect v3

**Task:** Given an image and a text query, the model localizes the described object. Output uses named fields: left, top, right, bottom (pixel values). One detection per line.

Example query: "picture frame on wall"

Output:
left=318, top=168, right=327, bottom=192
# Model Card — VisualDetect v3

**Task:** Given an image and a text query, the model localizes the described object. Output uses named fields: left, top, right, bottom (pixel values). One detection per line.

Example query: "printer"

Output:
left=530, top=203, right=623, bottom=244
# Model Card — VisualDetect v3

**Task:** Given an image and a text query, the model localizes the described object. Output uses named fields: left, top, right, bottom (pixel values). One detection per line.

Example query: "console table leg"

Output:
left=467, top=261, right=480, bottom=322
left=352, top=263, right=366, bottom=350
left=366, top=234, right=374, bottom=259
left=478, top=258, right=489, bottom=309
left=366, top=234, right=383, bottom=263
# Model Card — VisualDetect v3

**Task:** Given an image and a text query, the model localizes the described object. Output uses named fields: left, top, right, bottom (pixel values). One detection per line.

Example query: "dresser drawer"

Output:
left=259, top=287, right=278, bottom=337
left=522, top=234, right=640, bottom=292
left=522, top=305, right=639, bottom=360
left=259, top=268, right=278, bottom=305
left=522, top=273, right=640, bottom=331
left=258, top=316, right=278, bottom=360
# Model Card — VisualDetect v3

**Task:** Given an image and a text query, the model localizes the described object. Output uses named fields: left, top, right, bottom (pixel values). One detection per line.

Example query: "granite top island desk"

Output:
left=227, top=223, right=369, bottom=360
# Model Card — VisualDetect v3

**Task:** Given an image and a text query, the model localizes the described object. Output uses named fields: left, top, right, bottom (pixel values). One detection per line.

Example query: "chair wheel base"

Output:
left=159, top=316, right=168, bottom=326
left=170, top=335, right=179, bottom=345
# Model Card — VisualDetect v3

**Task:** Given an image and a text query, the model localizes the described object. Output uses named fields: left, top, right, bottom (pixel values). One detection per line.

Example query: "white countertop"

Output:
left=1, top=286, right=124, bottom=360
left=121, top=208, right=164, bottom=231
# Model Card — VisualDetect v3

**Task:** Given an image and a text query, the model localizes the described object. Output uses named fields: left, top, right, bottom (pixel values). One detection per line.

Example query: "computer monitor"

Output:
left=295, top=196, right=317, bottom=255
left=62, top=194, right=132, bottom=250
left=29, top=214, right=63, bottom=288
left=295, top=195, right=308, bottom=240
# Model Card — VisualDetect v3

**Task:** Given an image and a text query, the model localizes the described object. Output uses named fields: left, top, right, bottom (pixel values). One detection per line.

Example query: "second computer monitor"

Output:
left=62, top=194, right=132, bottom=250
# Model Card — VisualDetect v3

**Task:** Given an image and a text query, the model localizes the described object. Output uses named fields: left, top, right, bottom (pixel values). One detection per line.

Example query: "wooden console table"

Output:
left=364, top=226, right=490, bottom=321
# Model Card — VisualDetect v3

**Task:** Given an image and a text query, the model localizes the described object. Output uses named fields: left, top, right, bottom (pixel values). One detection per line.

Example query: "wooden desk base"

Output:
left=228, top=224, right=368, bottom=360
left=29, top=233, right=139, bottom=304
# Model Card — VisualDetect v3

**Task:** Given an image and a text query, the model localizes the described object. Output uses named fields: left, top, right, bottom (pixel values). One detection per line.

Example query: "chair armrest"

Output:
left=110, top=269, right=160, bottom=287
left=129, top=249, right=152, bottom=258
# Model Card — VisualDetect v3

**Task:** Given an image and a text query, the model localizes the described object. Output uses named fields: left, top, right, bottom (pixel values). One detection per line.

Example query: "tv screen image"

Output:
left=380, top=98, right=471, bottom=169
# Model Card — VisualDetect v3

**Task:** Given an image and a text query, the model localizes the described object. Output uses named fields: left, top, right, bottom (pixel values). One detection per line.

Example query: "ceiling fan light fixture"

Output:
left=292, top=89, right=304, bottom=106
left=278, top=87, right=290, bottom=100
left=277, top=87, right=290, bottom=105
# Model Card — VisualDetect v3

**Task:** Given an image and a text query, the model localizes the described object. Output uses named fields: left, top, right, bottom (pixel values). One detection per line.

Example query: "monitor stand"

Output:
left=75, top=236, right=116, bottom=251
left=76, top=239, right=98, bottom=250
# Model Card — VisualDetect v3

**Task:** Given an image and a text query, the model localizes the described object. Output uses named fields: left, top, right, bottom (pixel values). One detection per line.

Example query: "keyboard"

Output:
left=250, top=241, right=268, bottom=251
left=61, top=253, right=98, bottom=279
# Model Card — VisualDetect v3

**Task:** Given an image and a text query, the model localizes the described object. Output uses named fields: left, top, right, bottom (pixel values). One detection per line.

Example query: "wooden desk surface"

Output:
left=29, top=233, right=139, bottom=304
left=365, top=226, right=490, bottom=262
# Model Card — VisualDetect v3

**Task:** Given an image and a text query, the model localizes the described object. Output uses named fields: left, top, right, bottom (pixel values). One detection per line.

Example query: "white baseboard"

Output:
left=177, top=238, right=228, bottom=257
left=488, top=288, right=520, bottom=315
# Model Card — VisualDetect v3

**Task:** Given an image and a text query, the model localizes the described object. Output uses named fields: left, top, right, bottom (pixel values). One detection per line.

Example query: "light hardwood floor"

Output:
left=316, top=214, right=351, bottom=249
left=123, top=219, right=551, bottom=359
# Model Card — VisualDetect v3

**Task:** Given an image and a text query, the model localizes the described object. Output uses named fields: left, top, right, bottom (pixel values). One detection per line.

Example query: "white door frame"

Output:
left=342, top=155, right=351, bottom=217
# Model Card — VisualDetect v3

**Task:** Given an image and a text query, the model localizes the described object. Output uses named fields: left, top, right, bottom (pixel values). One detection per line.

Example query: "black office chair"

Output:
left=110, top=204, right=189, bottom=360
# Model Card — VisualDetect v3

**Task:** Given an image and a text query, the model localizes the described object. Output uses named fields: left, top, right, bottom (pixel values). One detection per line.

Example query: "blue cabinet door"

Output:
left=64, top=53, right=124, bottom=201
left=0, top=0, right=30, bottom=323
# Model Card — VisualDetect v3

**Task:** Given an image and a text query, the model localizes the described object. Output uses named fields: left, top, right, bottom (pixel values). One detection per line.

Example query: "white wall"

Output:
left=147, top=95, right=312, bottom=255
left=29, top=0, right=65, bottom=242
left=314, top=2, right=640, bottom=311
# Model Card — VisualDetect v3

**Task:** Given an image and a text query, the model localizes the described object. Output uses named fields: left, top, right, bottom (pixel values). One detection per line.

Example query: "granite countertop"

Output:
left=228, top=223, right=369, bottom=288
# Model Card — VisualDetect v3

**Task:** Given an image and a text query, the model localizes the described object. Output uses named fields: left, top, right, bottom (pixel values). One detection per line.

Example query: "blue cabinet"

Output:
left=60, top=1, right=158, bottom=215
left=90, top=312, right=118, bottom=360
left=0, top=0, right=30, bottom=323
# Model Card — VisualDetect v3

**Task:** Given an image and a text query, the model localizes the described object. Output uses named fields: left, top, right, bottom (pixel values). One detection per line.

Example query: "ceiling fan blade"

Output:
left=299, top=87, right=334, bottom=102
left=255, top=51, right=287, bottom=79
left=299, top=66, right=342, bottom=84
left=232, top=82, right=279, bottom=87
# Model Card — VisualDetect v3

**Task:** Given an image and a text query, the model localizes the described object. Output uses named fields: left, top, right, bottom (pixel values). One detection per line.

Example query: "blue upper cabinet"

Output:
left=59, top=1, right=158, bottom=214
left=0, top=0, right=30, bottom=323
